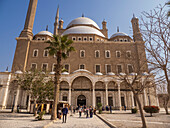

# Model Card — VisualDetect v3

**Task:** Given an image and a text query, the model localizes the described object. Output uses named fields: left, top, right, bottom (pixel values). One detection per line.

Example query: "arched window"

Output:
left=95, top=50, right=100, bottom=58
left=80, top=50, right=85, bottom=58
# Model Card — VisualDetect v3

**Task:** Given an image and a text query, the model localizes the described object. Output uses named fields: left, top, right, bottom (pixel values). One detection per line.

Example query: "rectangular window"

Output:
left=116, top=51, right=121, bottom=58
left=63, top=96, right=67, bottom=101
left=42, top=63, right=48, bottom=72
left=117, top=65, right=122, bottom=74
left=95, top=50, right=100, bottom=58
left=95, top=65, right=101, bottom=73
left=80, top=50, right=85, bottom=58
left=64, top=64, right=69, bottom=72
left=80, top=64, right=85, bottom=69
left=126, top=51, right=131, bottom=58
left=53, top=64, right=57, bottom=72
left=43, top=50, right=48, bottom=57
left=105, top=50, right=111, bottom=58
left=128, top=64, right=133, bottom=73
left=106, top=64, right=111, bottom=73
left=33, top=49, right=38, bottom=57
left=31, top=63, right=37, bottom=71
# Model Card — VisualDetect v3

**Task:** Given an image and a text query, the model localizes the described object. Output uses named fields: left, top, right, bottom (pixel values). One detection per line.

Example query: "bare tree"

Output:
left=140, top=5, right=170, bottom=113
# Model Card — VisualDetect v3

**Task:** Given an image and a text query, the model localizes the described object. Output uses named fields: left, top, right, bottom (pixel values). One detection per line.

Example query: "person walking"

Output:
left=86, top=107, right=89, bottom=118
left=79, top=106, right=82, bottom=118
left=62, top=105, right=68, bottom=123
left=89, top=106, right=93, bottom=118
left=110, top=105, right=112, bottom=114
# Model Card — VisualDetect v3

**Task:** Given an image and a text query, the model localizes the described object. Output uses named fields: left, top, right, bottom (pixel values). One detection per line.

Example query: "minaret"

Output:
left=59, top=19, right=64, bottom=29
left=20, top=0, right=38, bottom=38
left=101, top=19, right=108, bottom=38
left=54, top=6, right=59, bottom=35
left=131, top=14, right=143, bottom=42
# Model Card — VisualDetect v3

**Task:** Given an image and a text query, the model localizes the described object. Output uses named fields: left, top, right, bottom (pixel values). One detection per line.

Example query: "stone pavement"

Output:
left=0, top=112, right=51, bottom=128
left=48, top=112, right=110, bottom=128
left=99, top=109, right=170, bottom=128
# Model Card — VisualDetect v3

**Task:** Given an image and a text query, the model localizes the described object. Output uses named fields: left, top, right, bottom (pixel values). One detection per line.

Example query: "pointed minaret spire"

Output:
left=54, top=5, right=59, bottom=35
left=6, top=66, right=8, bottom=72
left=46, top=25, right=48, bottom=31
left=82, top=13, right=84, bottom=17
left=117, top=26, right=119, bottom=32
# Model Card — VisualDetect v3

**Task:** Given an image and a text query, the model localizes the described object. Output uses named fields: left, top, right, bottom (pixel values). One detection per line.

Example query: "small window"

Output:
left=97, top=38, right=100, bottom=41
left=120, top=40, right=123, bottom=42
left=80, top=64, right=85, bottom=69
left=63, top=96, right=67, bottom=101
left=31, top=63, right=37, bottom=71
left=124, top=39, right=127, bottom=42
left=83, top=37, right=87, bottom=41
left=114, top=39, right=117, bottom=42
left=117, top=65, right=122, bottom=74
left=128, top=64, right=133, bottom=73
left=72, top=37, right=76, bottom=41
left=64, top=64, right=69, bottom=72
left=78, top=37, right=82, bottom=41
left=80, top=50, right=85, bottom=58
left=89, top=37, right=93, bottom=41
left=42, top=37, right=45, bottom=41
left=43, top=50, right=48, bottom=57
left=105, top=50, right=110, bottom=58
left=33, top=49, right=38, bottom=57
left=116, top=51, right=121, bottom=58
left=42, top=63, right=48, bottom=72
left=126, top=51, right=131, bottom=58
left=95, top=50, right=100, bottom=58
left=95, top=65, right=101, bottom=73
left=53, top=64, right=57, bottom=72
left=37, top=37, right=41, bottom=41
left=106, top=64, right=111, bottom=73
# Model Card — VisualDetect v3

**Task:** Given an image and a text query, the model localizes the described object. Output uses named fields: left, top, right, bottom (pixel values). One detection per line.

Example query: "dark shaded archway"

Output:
left=77, top=95, right=86, bottom=106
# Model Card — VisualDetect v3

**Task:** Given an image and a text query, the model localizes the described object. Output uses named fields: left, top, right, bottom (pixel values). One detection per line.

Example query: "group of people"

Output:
left=77, top=105, right=96, bottom=118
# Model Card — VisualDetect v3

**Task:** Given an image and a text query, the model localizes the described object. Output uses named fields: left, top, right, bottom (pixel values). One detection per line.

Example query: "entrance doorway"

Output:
left=77, top=95, right=86, bottom=106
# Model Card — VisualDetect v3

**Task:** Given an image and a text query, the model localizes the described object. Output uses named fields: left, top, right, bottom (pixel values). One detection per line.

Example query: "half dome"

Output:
left=66, top=17, right=100, bottom=29
left=62, top=26, right=105, bottom=38
left=110, top=32, right=129, bottom=39
left=36, top=31, right=53, bottom=37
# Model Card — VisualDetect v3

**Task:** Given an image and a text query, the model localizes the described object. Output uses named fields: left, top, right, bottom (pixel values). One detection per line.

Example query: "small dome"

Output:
left=61, top=72, right=69, bottom=75
left=15, top=70, right=23, bottom=74
left=110, top=32, right=129, bottom=39
left=107, top=72, right=115, bottom=75
left=129, top=72, right=137, bottom=76
left=62, top=26, right=105, bottom=38
left=141, top=72, right=149, bottom=76
left=95, top=72, right=103, bottom=75
left=119, top=72, right=126, bottom=76
left=36, top=31, right=53, bottom=37
left=67, top=17, right=100, bottom=29
left=49, top=71, right=55, bottom=75
left=73, top=69, right=92, bottom=74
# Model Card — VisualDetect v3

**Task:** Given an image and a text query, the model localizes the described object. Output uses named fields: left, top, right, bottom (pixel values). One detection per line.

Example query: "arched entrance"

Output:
left=77, top=95, right=86, bottom=106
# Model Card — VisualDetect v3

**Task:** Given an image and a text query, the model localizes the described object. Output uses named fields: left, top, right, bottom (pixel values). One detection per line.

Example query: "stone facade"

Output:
left=0, top=0, right=159, bottom=112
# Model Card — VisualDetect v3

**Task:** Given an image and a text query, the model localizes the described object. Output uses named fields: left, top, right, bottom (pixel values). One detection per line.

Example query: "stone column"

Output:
left=69, top=84, right=71, bottom=105
left=105, top=82, right=108, bottom=106
left=117, top=83, right=121, bottom=110
left=13, top=86, right=20, bottom=112
left=131, top=91, right=135, bottom=108
left=1, top=74, right=11, bottom=109
left=93, top=83, right=95, bottom=107
left=143, top=89, right=147, bottom=106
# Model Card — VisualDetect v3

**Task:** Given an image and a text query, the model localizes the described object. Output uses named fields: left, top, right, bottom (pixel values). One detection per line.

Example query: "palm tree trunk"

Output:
left=51, top=52, right=62, bottom=120
left=134, top=93, right=147, bottom=128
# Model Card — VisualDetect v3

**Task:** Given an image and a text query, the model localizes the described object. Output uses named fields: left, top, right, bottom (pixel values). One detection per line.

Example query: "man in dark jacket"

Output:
left=62, top=105, right=68, bottom=123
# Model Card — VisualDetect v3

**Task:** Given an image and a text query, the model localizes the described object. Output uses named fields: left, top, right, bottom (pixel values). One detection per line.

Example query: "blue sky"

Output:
left=0, top=0, right=167, bottom=72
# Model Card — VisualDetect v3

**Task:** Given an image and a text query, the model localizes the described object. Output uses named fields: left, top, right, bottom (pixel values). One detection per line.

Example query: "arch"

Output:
left=60, top=81, right=69, bottom=89
left=72, top=76, right=92, bottom=89
left=95, top=81, right=105, bottom=89
left=108, top=81, right=117, bottom=89
left=77, top=95, right=86, bottom=106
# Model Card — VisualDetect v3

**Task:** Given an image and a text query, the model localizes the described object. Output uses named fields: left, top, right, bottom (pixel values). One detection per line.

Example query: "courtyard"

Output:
left=0, top=109, right=170, bottom=128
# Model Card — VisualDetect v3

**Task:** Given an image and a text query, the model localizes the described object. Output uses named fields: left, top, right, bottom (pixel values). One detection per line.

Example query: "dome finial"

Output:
left=133, top=13, right=135, bottom=18
left=46, top=25, right=48, bottom=31
left=82, top=13, right=84, bottom=17
left=117, top=26, right=119, bottom=32
left=6, top=66, right=8, bottom=72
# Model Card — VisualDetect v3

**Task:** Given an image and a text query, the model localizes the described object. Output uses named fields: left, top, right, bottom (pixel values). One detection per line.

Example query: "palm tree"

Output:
left=45, top=35, right=75, bottom=120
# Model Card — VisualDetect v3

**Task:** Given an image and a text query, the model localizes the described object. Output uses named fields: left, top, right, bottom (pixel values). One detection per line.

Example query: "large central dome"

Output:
left=66, top=17, right=100, bottom=29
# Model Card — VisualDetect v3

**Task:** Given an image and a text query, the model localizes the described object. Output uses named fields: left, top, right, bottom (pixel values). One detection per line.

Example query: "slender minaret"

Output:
left=20, top=0, right=38, bottom=38
left=131, top=14, right=143, bottom=42
left=101, top=19, right=108, bottom=38
left=54, top=5, right=59, bottom=35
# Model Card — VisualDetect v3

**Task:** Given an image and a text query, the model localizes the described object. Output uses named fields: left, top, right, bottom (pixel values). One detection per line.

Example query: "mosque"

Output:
left=0, top=0, right=159, bottom=112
